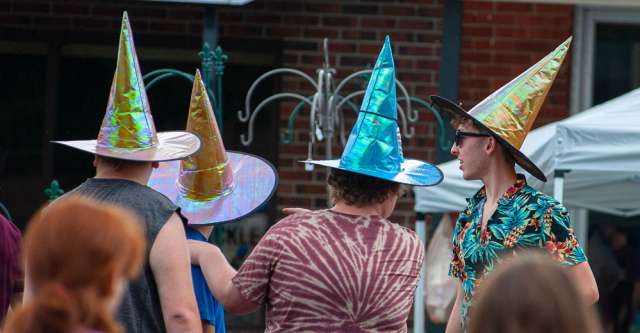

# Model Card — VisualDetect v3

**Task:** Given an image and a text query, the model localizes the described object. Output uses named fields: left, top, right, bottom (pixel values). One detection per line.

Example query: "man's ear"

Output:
left=151, top=161, right=160, bottom=169
left=93, top=155, right=98, bottom=168
left=485, top=137, right=498, bottom=154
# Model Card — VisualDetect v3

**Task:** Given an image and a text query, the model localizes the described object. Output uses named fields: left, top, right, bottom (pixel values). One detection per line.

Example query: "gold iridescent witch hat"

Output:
left=430, top=37, right=572, bottom=181
left=148, top=70, right=278, bottom=225
left=53, top=12, right=200, bottom=161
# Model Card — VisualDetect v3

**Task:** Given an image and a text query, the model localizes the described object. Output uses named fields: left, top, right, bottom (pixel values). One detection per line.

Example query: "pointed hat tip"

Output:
left=194, top=68, right=202, bottom=81
left=563, top=36, right=573, bottom=47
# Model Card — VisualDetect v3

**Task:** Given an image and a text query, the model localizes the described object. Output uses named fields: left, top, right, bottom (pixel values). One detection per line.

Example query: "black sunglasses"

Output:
left=454, top=130, right=492, bottom=147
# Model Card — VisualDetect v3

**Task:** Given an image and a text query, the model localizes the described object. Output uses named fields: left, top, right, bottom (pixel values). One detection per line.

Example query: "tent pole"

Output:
left=414, top=212, right=427, bottom=333
left=553, top=169, right=588, bottom=252
left=553, top=169, right=569, bottom=203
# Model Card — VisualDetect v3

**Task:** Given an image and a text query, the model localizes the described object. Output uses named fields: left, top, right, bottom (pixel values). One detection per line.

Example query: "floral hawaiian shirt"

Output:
left=449, top=174, right=587, bottom=329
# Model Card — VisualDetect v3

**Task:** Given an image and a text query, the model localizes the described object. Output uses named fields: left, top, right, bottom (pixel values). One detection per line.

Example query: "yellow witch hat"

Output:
left=430, top=37, right=572, bottom=181
left=148, top=70, right=278, bottom=225
left=53, top=11, right=201, bottom=161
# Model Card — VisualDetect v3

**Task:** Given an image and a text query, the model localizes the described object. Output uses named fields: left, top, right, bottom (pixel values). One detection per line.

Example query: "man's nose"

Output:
left=450, top=143, right=459, bottom=157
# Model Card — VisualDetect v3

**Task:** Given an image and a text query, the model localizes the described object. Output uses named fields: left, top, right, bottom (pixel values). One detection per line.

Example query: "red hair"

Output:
left=4, top=196, right=145, bottom=333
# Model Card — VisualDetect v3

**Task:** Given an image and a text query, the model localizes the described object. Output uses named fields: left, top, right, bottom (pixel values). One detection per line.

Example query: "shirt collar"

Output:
left=472, top=174, right=527, bottom=204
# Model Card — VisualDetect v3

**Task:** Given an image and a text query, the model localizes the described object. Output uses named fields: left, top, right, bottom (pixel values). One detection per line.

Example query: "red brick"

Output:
left=534, top=4, right=572, bottom=14
left=322, top=16, right=354, bottom=27
left=304, top=2, right=340, bottom=13
left=461, top=52, right=492, bottom=62
left=286, top=15, right=319, bottom=26
left=397, top=18, right=434, bottom=30
left=340, top=55, right=374, bottom=67
left=245, top=12, right=282, bottom=24
left=398, top=46, right=434, bottom=57
left=360, top=17, right=396, bottom=29
left=391, top=32, right=417, bottom=42
left=295, top=184, right=326, bottom=195
left=283, top=40, right=318, bottom=51
left=496, top=2, right=534, bottom=12
left=278, top=196, right=312, bottom=207
left=417, top=6, right=442, bottom=17
left=416, top=32, right=441, bottom=43
left=464, top=1, right=494, bottom=11
left=222, top=24, right=263, bottom=36
left=464, top=25, right=493, bottom=37
left=265, top=25, right=302, bottom=38
left=342, top=4, right=379, bottom=15
left=381, top=5, right=415, bottom=16
left=304, top=28, right=338, bottom=39
left=330, top=41, right=356, bottom=53
left=341, top=30, right=376, bottom=41
left=266, top=1, right=304, bottom=12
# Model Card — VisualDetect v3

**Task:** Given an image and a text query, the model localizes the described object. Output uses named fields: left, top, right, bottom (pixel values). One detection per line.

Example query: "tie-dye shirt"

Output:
left=232, top=209, right=424, bottom=332
left=449, top=175, right=587, bottom=330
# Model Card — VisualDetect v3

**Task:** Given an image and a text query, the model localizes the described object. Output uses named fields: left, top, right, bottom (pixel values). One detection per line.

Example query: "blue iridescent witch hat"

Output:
left=303, top=36, right=443, bottom=186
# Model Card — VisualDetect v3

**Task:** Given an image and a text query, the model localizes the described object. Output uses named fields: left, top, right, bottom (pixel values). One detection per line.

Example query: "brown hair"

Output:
left=327, top=168, right=401, bottom=207
left=469, top=253, right=600, bottom=333
left=4, top=197, right=145, bottom=333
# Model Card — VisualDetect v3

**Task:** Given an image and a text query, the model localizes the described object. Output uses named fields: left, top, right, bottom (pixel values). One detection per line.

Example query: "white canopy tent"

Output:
left=415, top=87, right=640, bottom=220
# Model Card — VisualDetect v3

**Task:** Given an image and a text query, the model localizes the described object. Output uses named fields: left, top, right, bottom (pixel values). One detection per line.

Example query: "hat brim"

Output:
left=52, top=131, right=202, bottom=162
left=148, top=151, right=278, bottom=225
left=430, top=95, right=547, bottom=182
left=302, top=158, right=443, bottom=186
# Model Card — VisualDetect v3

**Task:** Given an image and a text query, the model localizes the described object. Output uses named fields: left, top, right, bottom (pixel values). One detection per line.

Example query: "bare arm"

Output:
left=445, top=283, right=463, bottom=333
left=281, top=207, right=311, bottom=215
left=150, top=214, right=202, bottom=333
left=188, top=240, right=260, bottom=315
left=568, top=261, right=599, bottom=305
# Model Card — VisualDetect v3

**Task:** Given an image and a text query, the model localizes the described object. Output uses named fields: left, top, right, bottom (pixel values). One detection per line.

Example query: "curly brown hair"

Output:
left=327, top=168, right=401, bottom=207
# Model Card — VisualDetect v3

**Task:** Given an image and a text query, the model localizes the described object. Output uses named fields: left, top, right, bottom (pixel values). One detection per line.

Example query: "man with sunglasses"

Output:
left=431, top=38, right=598, bottom=333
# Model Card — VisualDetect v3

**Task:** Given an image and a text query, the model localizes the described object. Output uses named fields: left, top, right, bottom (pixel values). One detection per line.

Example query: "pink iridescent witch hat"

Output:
left=430, top=37, right=572, bottom=181
left=53, top=12, right=201, bottom=161
left=148, top=70, right=277, bottom=225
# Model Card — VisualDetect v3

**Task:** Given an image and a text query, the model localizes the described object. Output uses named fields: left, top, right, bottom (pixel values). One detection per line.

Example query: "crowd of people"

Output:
left=0, top=12, right=603, bottom=333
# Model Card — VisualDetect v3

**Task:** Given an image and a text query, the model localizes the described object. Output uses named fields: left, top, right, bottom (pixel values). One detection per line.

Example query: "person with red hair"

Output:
left=3, top=197, right=145, bottom=333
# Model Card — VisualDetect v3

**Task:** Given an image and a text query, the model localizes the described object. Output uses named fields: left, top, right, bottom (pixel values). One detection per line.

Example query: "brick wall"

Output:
left=218, top=1, right=445, bottom=227
left=459, top=1, right=574, bottom=126
left=0, top=0, right=445, bottom=228
left=0, top=0, right=576, bottom=228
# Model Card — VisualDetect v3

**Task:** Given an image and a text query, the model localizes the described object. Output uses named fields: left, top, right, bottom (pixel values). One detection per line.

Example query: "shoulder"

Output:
left=523, top=186, right=567, bottom=212
left=379, top=217, right=424, bottom=250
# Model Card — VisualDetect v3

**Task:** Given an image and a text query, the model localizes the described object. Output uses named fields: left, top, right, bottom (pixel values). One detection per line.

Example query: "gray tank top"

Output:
left=67, top=178, right=185, bottom=333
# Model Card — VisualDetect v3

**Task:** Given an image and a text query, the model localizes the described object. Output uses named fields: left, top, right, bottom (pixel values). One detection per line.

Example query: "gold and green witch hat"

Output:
left=430, top=37, right=572, bottom=181
left=148, top=70, right=277, bottom=225
left=53, top=12, right=200, bottom=161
